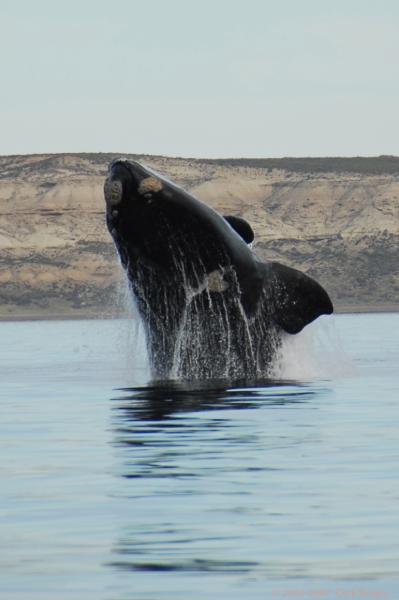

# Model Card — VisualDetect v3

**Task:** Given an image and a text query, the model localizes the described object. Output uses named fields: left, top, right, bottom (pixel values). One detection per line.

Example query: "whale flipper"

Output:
left=224, top=215, right=255, bottom=244
left=263, top=261, right=334, bottom=334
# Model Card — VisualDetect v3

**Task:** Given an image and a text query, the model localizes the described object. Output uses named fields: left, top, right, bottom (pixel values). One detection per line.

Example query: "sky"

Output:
left=1, top=0, right=399, bottom=158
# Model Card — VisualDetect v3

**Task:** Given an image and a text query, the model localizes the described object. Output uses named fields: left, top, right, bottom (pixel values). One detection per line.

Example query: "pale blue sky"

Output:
left=1, top=0, right=399, bottom=157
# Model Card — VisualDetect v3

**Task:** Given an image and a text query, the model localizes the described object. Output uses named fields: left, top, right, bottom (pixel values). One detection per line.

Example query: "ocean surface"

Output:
left=1, top=313, right=398, bottom=600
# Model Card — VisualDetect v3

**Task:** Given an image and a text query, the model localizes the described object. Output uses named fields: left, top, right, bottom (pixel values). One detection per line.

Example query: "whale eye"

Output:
left=104, top=178, right=123, bottom=206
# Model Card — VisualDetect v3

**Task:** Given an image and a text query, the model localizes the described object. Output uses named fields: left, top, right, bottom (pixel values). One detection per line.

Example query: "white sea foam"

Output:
left=271, top=314, right=355, bottom=381
left=111, top=276, right=150, bottom=383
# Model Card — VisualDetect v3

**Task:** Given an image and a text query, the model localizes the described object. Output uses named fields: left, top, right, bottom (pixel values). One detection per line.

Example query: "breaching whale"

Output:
left=104, top=159, right=333, bottom=379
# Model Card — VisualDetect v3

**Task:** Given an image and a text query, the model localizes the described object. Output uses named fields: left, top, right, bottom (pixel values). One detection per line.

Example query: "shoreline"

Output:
left=0, top=304, right=398, bottom=322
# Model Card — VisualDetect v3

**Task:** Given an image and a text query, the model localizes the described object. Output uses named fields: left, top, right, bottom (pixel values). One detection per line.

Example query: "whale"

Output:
left=104, top=159, right=333, bottom=379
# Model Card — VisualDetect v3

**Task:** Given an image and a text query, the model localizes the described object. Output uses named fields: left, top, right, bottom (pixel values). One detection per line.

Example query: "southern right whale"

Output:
left=104, top=159, right=333, bottom=379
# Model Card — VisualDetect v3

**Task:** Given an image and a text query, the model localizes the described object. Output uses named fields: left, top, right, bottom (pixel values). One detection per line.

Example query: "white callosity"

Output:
left=104, top=178, right=123, bottom=206
left=206, top=270, right=229, bottom=293
left=138, top=177, right=163, bottom=196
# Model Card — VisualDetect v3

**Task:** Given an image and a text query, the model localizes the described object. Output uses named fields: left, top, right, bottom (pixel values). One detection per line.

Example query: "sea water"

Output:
left=0, top=314, right=398, bottom=599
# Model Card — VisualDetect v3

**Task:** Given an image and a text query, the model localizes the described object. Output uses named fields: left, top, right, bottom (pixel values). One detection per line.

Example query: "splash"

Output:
left=121, top=255, right=281, bottom=380
left=271, top=314, right=354, bottom=380
left=110, top=275, right=150, bottom=383
left=113, top=261, right=337, bottom=383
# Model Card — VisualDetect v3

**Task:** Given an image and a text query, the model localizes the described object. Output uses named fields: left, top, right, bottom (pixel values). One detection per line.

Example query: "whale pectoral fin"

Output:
left=265, top=261, right=333, bottom=334
left=224, top=215, right=255, bottom=244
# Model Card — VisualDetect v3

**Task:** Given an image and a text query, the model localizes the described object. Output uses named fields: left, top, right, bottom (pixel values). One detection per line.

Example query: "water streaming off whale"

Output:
left=105, top=159, right=333, bottom=381
left=130, top=255, right=281, bottom=380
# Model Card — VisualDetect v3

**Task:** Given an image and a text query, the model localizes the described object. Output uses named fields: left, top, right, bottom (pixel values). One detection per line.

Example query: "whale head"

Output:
left=104, top=159, right=256, bottom=291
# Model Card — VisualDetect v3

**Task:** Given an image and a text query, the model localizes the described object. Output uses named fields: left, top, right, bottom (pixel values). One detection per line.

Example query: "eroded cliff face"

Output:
left=0, top=153, right=398, bottom=318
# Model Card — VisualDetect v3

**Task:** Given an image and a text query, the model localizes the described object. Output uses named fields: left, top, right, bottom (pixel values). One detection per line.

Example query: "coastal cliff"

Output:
left=0, top=153, right=398, bottom=318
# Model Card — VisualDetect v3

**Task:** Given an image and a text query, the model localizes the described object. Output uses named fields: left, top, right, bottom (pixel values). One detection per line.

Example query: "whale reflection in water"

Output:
left=108, top=379, right=321, bottom=576
left=111, top=379, right=317, bottom=422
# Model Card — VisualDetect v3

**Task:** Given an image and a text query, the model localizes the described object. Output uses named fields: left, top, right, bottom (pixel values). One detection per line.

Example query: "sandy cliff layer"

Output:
left=0, top=153, right=398, bottom=318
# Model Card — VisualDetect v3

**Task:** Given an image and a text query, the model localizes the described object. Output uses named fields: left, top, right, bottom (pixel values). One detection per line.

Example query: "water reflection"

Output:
left=109, top=380, right=320, bottom=575
left=112, top=378, right=314, bottom=421
left=110, top=556, right=259, bottom=573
